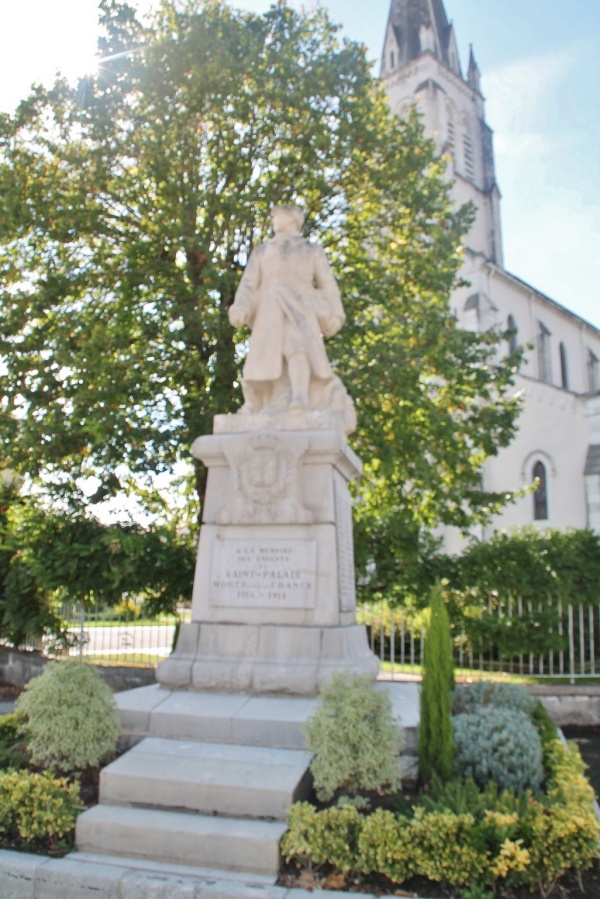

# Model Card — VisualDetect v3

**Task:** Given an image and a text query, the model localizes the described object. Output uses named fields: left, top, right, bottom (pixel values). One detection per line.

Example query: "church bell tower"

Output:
left=381, top=0, right=503, bottom=266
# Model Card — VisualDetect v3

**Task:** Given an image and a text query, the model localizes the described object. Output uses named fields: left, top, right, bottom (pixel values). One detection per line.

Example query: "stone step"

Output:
left=76, top=803, right=287, bottom=877
left=100, top=737, right=312, bottom=819
left=115, top=681, right=419, bottom=751
left=115, top=684, right=318, bottom=749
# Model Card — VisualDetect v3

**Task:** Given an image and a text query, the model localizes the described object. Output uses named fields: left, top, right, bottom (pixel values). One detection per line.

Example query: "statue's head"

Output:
left=271, top=204, right=304, bottom=234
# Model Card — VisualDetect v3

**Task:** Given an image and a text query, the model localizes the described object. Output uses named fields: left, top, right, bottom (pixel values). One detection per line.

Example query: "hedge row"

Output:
left=282, top=738, right=599, bottom=896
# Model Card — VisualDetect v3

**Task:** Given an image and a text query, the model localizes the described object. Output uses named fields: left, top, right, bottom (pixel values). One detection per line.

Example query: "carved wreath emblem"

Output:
left=238, top=435, right=288, bottom=504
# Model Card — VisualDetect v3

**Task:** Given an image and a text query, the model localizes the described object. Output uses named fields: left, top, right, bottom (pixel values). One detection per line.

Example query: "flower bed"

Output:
left=282, top=677, right=600, bottom=898
left=283, top=737, right=599, bottom=897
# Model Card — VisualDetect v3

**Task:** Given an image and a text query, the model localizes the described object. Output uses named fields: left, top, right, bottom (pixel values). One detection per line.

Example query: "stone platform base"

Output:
left=0, top=682, right=420, bottom=898
left=0, top=850, right=390, bottom=898
left=156, top=621, right=379, bottom=694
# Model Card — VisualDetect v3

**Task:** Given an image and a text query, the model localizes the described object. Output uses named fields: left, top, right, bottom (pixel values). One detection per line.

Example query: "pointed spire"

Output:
left=380, top=0, right=462, bottom=77
left=467, top=44, right=481, bottom=92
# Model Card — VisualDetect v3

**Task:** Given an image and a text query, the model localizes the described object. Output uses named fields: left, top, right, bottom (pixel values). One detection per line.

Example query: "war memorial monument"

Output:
left=69, top=206, right=405, bottom=887
left=157, top=202, right=378, bottom=694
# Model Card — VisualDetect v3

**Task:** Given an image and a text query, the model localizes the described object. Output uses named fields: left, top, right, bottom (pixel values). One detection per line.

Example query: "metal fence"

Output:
left=51, top=604, right=181, bottom=667
left=16, top=596, right=600, bottom=681
left=361, top=596, right=600, bottom=684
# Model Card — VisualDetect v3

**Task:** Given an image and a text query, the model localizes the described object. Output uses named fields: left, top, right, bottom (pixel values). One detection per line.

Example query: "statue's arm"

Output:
left=313, top=246, right=345, bottom=337
left=229, top=249, right=261, bottom=328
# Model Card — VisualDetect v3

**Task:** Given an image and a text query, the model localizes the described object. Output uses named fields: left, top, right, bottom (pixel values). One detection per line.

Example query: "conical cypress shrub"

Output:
left=418, top=584, right=456, bottom=783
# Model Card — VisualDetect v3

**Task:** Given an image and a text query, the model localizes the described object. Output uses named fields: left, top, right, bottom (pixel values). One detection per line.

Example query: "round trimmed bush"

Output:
left=16, top=659, right=120, bottom=774
left=453, top=705, right=543, bottom=792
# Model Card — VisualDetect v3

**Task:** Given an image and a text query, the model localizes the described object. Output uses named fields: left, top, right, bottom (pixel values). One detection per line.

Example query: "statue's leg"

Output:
left=287, top=352, right=311, bottom=411
left=241, top=379, right=269, bottom=413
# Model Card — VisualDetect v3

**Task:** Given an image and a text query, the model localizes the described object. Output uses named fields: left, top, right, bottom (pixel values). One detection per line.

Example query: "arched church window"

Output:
left=532, top=461, right=548, bottom=521
left=390, top=50, right=395, bottom=69
left=588, top=349, right=599, bottom=392
left=537, top=321, right=552, bottom=384
left=559, top=342, right=569, bottom=389
left=507, top=315, right=518, bottom=353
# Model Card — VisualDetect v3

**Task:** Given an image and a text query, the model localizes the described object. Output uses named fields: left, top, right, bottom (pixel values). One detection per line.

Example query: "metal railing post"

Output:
left=78, top=605, right=85, bottom=659
left=568, top=604, right=576, bottom=685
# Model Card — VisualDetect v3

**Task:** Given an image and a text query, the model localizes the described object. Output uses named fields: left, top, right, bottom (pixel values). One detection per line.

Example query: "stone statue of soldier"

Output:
left=229, top=204, right=352, bottom=427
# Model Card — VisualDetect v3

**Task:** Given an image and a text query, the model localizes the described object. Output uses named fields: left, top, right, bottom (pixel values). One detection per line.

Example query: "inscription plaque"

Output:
left=211, top=538, right=317, bottom=608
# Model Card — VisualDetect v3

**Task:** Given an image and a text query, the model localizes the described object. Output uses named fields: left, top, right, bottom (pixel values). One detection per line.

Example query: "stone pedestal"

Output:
left=158, top=419, right=378, bottom=694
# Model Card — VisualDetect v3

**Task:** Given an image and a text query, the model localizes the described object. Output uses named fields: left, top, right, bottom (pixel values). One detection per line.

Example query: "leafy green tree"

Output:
left=0, top=468, right=194, bottom=646
left=445, top=527, right=600, bottom=605
left=418, top=584, right=455, bottom=784
left=4, top=496, right=195, bottom=616
left=0, top=478, right=12, bottom=607
left=0, top=0, right=523, bottom=601
left=0, top=474, right=69, bottom=647
left=430, top=528, right=600, bottom=663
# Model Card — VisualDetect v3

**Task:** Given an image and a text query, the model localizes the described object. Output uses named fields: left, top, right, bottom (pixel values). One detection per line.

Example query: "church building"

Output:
left=380, top=0, right=600, bottom=551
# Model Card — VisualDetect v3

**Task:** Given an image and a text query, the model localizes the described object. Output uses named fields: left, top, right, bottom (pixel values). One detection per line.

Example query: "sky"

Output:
left=1, top=0, right=599, bottom=329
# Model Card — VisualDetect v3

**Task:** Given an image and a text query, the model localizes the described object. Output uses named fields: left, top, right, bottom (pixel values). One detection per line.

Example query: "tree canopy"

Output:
left=0, top=0, right=523, bottom=611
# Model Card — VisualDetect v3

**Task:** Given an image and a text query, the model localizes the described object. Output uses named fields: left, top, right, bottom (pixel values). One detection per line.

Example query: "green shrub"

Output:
left=283, top=735, right=599, bottom=896
left=16, top=659, right=120, bottom=774
left=544, top=737, right=597, bottom=808
left=0, top=770, right=80, bottom=843
left=419, top=775, right=532, bottom=823
left=280, top=802, right=319, bottom=870
left=525, top=740, right=599, bottom=894
left=0, top=712, right=22, bottom=742
left=452, top=682, right=536, bottom=717
left=418, top=777, right=534, bottom=889
left=312, top=805, right=362, bottom=872
left=453, top=706, right=543, bottom=792
left=357, top=808, right=414, bottom=882
left=281, top=801, right=361, bottom=872
left=303, top=673, right=401, bottom=805
left=410, top=807, right=487, bottom=886
left=530, top=700, right=558, bottom=750
left=418, top=584, right=455, bottom=783
left=0, top=711, right=29, bottom=770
